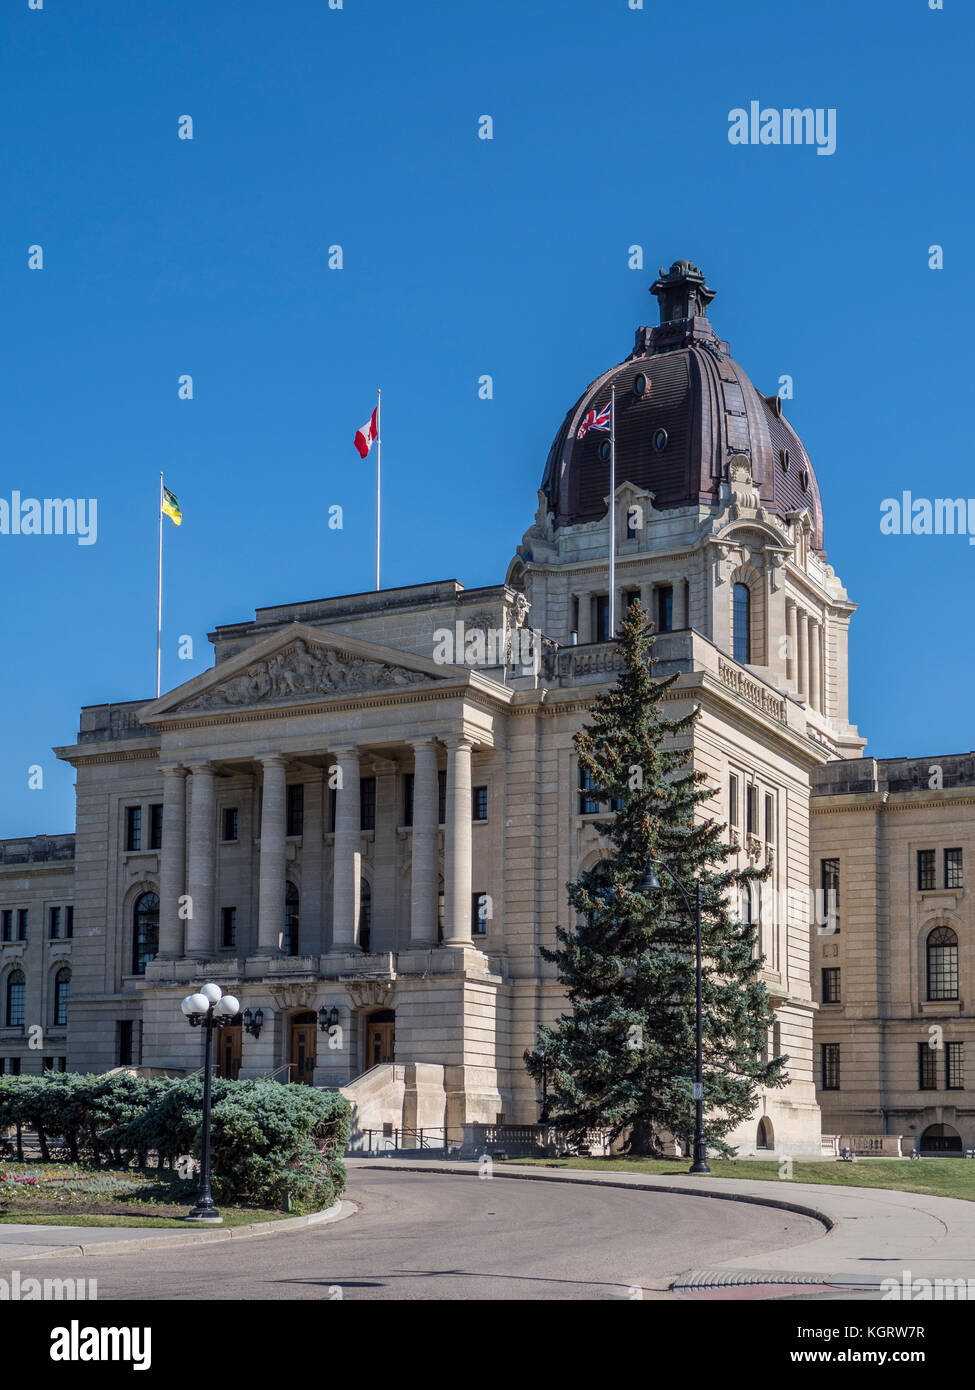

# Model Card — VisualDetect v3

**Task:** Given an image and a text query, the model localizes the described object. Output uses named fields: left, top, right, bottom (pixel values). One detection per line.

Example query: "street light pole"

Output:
left=180, top=982, right=240, bottom=1223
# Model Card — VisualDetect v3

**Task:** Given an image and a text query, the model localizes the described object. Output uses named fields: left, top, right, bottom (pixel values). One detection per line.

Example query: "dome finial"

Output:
left=650, top=260, right=716, bottom=325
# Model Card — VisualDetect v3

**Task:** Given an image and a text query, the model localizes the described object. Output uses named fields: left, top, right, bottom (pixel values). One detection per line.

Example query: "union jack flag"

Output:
left=576, top=401, right=611, bottom=440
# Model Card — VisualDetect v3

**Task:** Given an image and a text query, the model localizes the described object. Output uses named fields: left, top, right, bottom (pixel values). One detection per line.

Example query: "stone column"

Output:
left=410, top=739, right=440, bottom=945
left=786, top=600, right=798, bottom=685
left=577, top=592, right=592, bottom=644
left=185, top=762, right=216, bottom=956
left=808, top=618, right=822, bottom=713
left=673, top=579, right=688, bottom=630
left=257, top=755, right=287, bottom=954
left=331, top=747, right=361, bottom=949
left=796, top=609, right=808, bottom=703
left=442, top=736, right=474, bottom=947
left=158, top=766, right=187, bottom=958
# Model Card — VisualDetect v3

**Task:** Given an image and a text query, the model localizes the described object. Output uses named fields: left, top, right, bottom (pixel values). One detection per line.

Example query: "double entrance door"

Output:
left=290, top=1012, right=318, bottom=1084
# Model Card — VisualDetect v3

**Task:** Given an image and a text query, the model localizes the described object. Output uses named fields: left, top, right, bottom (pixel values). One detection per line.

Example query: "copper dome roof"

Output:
left=540, top=260, right=824, bottom=552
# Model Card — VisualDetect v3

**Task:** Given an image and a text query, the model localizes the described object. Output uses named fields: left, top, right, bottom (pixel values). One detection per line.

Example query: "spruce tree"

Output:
left=525, top=601, right=787, bottom=1156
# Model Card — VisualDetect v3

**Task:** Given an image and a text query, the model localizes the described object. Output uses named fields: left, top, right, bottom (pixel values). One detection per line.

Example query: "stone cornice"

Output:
left=812, top=794, right=975, bottom=814
left=54, top=744, right=160, bottom=769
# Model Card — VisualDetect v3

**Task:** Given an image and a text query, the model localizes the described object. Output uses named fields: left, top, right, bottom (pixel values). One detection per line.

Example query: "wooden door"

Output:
left=218, top=1024, right=242, bottom=1080
left=290, top=1013, right=317, bottom=1084
left=367, top=1017, right=395, bottom=1066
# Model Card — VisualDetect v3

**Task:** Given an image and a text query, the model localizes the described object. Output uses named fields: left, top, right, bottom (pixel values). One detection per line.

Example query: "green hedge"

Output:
left=0, top=1072, right=351, bottom=1212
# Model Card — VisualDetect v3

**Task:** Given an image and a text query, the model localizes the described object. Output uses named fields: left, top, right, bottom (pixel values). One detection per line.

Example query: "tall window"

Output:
left=222, top=807, right=239, bottom=842
left=284, top=881, right=299, bottom=956
left=820, top=1043, right=840, bottom=1091
left=358, top=881, right=372, bottom=953
left=945, top=848, right=964, bottom=889
left=132, top=892, right=159, bottom=975
left=54, top=968, right=70, bottom=1027
left=656, top=586, right=673, bottom=633
left=6, top=969, right=25, bottom=1027
left=917, top=849, right=936, bottom=891
left=918, top=1043, right=938, bottom=1090
left=733, top=583, right=751, bottom=664
left=926, top=925, right=958, bottom=1001
left=403, top=773, right=414, bottom=827
left=118, top=1020, right=134, bottom=1067
left=65, top=907, right=73, bottom=939
left=360, top=777, right=377, bottom=832
left=0, top=911, right=10, bottom=942
left=149, top=804, right=163, bottom=851
left=946, top=1042, right=965, bottom=1091
left=764, top=793, right=774, bottom=843
left=728, top=773, right=739, bottom=828
left=595, top=595, right=610, bottom=641
left=821, top=858, right=840, bottom=932
left=438, top=770, right=447, bottom=824
left=48, top=907, right=61, bottom=940
left=125, top=806, right=142, bottom=852
left=221, top=907, right=237, bottom=949
left=579, top=767, right=601, bottom=815
left=472, top=786, right=488, bottom=821
left=472, top=891, right=489, bottom=936
left=821, top=967, right=841, bottom=1003
left=16, top=909, right=27, bottom=941
left=746, top=785, right=758, bottom=835
left=286, top=785, right=304, bottom=837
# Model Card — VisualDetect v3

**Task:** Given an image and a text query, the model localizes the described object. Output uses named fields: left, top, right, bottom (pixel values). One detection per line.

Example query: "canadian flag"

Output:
left=354, top=407, right=379, bottom=458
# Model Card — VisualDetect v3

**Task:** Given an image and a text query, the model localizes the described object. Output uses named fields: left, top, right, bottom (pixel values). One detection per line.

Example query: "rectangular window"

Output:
left=820, top=1043, right=840, bottom=1091
left=746, top=785, right=758, bottom=835
left=43, top=1057, right=53, bottom=1072
left=595, top=595, right=610, bottom=642
left=945, top=848, right=964, bottom=889
left=329, top=787, right=337, bottom=834
left=728, top=774, right=739, bottom=828
left=403, top=773, right=414, bottom=827
left=1, top=911, right=11, bottom=943
left=125, top=806, right=142, bottom=852
left=656, top=585, right=673, bottom=633
left=360, top=777, right=377, bottom=832
left=946, top=1042, right=965, bottom=1091
left=918, top=849, right=936, bottom=891
left=149, top=803, right=163, bottom=850
left=821, top=967, right=841, bottom=1003
left=579, top=766, right=600, bottom=815
left=221, top=907, right=237, bottom=949
left=8, top=976, right=25, bottom=1028
left=65, top=906, right=73, bottom=940
left=472, top=891, right=489, bottom=936
left=472, top=786, right=488, bottom=821
left=48, top=907, right=61, bottom=940
left=624, top=588, right=640, bottom=611
left=286, top=784, right=304, bottom=837
left=118, top=1020, right=134, bottom=1067
left=222, top=807, right=239, bottom=842
left=10, top=1057, right=21, bottom=1075
left=438, top=770, right=447, bottom=825
left=765, top=793, right=774, bottom=843
left=16, top=910, right=28, bottom=942
left=821, top=858, right=840, bottom=932
left=918, top=1043, right=938, bottom=1090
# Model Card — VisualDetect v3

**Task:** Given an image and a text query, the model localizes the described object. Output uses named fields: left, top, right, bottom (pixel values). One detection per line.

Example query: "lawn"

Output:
left=516, top=1155, right=975, bottom=1202
left=0, top=1163, right=289, bottom=1227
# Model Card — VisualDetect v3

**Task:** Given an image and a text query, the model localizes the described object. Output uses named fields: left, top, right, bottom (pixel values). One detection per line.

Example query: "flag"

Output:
left=354, top=407, right=379, bottom=458
left=161, top=487, right=182, bottom=526
left=576, top=402, right=611, bottom=439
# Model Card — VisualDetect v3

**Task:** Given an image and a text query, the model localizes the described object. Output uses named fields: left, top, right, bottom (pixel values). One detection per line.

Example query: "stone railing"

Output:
left=78, top=702, right=156, bottom=743
left=717, top=658, right=787, bottom=723
left=0, top=834, right=75, bottom=865
left=838, top=1134, right=905, bottom=1157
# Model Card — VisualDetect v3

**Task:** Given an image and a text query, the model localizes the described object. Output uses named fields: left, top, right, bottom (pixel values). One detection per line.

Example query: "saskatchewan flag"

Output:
left=162, top=487, right=182, bottom=526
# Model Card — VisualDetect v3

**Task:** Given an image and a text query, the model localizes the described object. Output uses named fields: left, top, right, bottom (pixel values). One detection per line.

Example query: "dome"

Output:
left=540, top=260, right=824, bottom=552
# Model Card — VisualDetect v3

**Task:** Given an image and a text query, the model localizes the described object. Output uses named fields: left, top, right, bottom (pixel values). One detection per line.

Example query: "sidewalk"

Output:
left=0, top=1199, right=355, bottom=1262
left=352, top=1157, right=975, bottom=1290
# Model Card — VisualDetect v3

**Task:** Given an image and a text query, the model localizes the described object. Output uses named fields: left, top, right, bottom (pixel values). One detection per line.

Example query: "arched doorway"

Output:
left=217, top=1014, right=243, bottom=1080
left=919, top=1123, right=962, bottom=1155
left=366, top=1008, right=395, bottom=1067
left=289, top=1011, right=317, bottom=1084
left=756, top=1116, right=774, bottom=1150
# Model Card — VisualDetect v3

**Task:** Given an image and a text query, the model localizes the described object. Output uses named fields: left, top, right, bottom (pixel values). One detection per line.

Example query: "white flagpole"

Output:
left=156, top=472, right=164, bottom=698
left=375, top=387, right=381, bottom=591
left=608, top=386, right=616, bottom=640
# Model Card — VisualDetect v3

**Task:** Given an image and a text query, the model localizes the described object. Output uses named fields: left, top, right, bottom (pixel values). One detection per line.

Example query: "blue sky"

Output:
left=0, top=0, right=969, bottom=836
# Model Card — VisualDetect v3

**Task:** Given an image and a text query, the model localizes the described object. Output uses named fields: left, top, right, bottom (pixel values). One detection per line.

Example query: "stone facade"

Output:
left=810, top=755, right=975, bottom=1154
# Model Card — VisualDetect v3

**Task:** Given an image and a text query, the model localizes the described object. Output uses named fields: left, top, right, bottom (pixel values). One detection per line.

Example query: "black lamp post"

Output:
left=318, top=1005, right=340, bottom=1037
left=180, top=982, right=241, bottom=1222
left=638, top=859, right=710, bottom=1174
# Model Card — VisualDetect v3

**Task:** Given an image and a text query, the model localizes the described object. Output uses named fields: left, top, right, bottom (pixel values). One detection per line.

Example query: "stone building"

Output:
left=0, top=260, right=868, bottom=1153
left=810, top=755, right=975, bottom=1154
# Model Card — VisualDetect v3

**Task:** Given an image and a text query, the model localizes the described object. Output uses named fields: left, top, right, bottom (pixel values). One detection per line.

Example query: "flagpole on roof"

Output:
left=609, top=386, right=616, bottom=640
left=156, top=472, right=164, bottom=698
left=375, top=386, right=381, bottom=591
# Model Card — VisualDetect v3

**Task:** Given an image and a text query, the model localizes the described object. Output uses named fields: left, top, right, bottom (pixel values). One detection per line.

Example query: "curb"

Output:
left=674, top=1267, right=884, bottom=1291
left=10, top=1198, right=358, bottom=1261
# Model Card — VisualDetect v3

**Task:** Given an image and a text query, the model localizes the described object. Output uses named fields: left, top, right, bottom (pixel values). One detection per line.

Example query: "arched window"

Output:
left=132, top=892, right=159, bottom=976
left=927, top=925, right=958, bottom=1001
left=6, top=969, right=25, bottom=1027
left=54, top=968, right=70, bottom=1027
left=358, top=881, right=372, bottom=953
left=756, top=1117, right=774, bottom=1150
left=284, top=880, right=299, bottom=956
left=733, top=583, right=751, bottom=664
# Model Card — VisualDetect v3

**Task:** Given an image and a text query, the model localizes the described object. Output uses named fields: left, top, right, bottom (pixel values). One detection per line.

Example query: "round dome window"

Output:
left=800, top=468, right=809, bottom=491
left=633, top=373, right=649, bottom=397
left=598, top=439, right=611, bottom=462
left=653, top=429, right=668, bottom=452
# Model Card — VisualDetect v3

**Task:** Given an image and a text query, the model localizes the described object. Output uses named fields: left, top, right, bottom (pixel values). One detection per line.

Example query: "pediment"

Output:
left=140, top=623, right=465, bottom=722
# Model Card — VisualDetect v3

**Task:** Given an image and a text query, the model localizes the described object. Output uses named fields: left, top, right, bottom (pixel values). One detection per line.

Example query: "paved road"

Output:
left=3, top=1167, right=823, bottom=1301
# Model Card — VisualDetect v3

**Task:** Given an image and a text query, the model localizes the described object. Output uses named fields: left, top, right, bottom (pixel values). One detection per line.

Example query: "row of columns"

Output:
left=157, top=737, right=476, bottom=960
left=786, top=600, right=825, bottom=713
left=574, top=580, right=688, bottom=642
